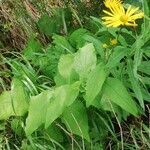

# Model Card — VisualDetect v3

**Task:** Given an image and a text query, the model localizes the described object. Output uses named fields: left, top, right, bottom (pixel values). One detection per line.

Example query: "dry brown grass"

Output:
left=0, top=0, right=102, bottom=50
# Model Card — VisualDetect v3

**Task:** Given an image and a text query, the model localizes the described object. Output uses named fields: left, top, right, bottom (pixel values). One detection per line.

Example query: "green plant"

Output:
left=0, top=0, right=150, bottom=149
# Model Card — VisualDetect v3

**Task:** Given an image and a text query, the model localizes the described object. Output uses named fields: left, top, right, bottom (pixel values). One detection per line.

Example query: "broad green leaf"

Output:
left=91, top=94, right=101, bottom=109
left=74, top=43, right=97, bottom=78
left=102, top=77, right=138, bottom=116
left=100, top=96, right=129, bottom=121
left=45, top=87, right=67, bottom=129
left=37, top=14, right=61, bottom=36
left=83, top=35, right=104, bottom=57
left=45, top=82, right=80, bottom=128
left=65, top=82, right=81, bottom=106
left=100, top=96, right=120, bottom=112
left=0, top=91, right=14, bottom=120
left=58, top=54, right=74, bottom=79
left=11, top=78, right=29, bottom=116
left=85, top=63, right=107, bottom=107
left=54, top=73, right=67, bottom=86
left=69, top=28, right=89, bottom=48
left=62, top=101, right=90, bottom=141
left=53, top=35, right=74, bottom=53
left=54, top=71, right=79, bottom=86
left=127, top=60, right=144, bottom=109
left=106, top=46, right=128, bottom=69
left=25, top=90, right=53, bottom=135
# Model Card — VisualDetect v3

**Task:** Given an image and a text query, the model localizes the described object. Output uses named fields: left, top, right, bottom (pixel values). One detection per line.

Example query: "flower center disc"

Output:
left=120, top=15, right=128, bottom=24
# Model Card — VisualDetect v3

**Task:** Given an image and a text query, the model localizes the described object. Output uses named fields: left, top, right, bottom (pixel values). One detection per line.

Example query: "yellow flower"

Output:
left=102, top=43, right=108, bottom=48
left=110, top=39, right=117, bottom=45
left=102, top=0, right=144, bottom=27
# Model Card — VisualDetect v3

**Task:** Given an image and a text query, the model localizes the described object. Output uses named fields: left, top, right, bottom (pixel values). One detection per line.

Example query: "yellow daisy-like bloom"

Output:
left=110, top=39, right=117, bottom=45
left=102, top=0, right=144, bottom=27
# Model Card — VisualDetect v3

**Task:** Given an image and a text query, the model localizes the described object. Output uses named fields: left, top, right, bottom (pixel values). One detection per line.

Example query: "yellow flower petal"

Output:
left=130, top=13, right=144, bottom=20
left=103, top=10, right=114, bottom=16
left=126, top=6, right=139, bottom=16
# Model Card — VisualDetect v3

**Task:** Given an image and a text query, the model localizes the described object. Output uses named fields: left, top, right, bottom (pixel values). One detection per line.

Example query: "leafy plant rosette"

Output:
left=0, top=0, right=150, bottom=148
